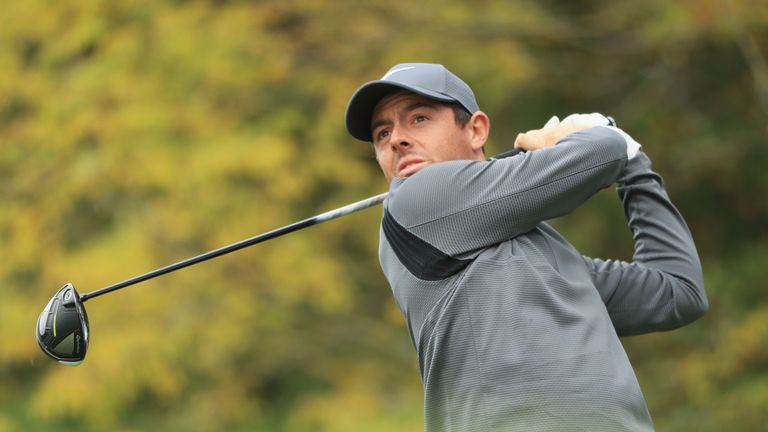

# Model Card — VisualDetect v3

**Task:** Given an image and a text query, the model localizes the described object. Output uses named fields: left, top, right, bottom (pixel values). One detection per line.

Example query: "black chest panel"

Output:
left=382, top=209, right=471, bottom=281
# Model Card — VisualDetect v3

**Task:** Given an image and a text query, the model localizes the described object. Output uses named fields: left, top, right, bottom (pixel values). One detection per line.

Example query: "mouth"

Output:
left=397, top=157, right=427, bottom=178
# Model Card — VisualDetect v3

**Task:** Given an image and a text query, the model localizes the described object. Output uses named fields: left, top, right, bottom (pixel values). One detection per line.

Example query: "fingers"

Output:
left=513, top=113, right=613, bottom=153
left=513, top=115, right=562, bottom=151
left=514, top=129, right=546, bottom=151
left=514, top=123, right=592, bottom=152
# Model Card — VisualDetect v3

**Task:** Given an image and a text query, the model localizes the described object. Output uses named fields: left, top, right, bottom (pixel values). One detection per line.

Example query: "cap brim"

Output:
left=345, top=81, right=456, bottom=142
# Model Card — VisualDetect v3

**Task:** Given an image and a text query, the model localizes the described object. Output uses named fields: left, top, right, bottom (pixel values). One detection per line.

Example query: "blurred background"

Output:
left=2, top=0, right=767, bottom=430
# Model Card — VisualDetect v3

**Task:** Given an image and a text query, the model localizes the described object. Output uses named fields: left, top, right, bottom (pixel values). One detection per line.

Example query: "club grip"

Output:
left=490, top=148, right=523, bottom=160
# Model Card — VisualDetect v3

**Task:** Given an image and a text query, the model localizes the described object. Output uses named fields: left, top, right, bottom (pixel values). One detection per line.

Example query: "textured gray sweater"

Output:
left=378, top=127, right=707, bottom=431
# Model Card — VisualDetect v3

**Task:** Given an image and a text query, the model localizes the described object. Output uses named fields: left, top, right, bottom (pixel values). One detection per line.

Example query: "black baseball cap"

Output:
left=345, top=63, right=480, bottom=142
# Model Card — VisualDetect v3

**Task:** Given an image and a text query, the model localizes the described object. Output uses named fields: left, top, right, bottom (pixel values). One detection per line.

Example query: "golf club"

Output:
left=37, top=118, right=618, bottom=366
left=35, top=191, right=390, bottom=365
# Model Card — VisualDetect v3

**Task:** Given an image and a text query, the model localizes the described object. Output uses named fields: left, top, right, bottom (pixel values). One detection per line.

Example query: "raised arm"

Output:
left=584, top=151, right=708, bottom=336
left=385, top=126, right=628, bottom=258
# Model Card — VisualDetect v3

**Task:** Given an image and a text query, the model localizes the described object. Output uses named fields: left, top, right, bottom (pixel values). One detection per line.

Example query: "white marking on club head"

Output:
left=381, top=66, right=416, bottom=80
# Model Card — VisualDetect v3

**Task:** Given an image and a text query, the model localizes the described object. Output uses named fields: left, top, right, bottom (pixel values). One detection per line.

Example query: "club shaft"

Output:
left=79, top=193, right=388, bottom=302
left=77, top=147, right=529, bottom=303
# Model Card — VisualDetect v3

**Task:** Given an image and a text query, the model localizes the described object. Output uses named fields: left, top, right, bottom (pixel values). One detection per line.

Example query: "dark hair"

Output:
left=450, top=103, right=484, bottom=154
left=450, top=103, right=472, bottom=128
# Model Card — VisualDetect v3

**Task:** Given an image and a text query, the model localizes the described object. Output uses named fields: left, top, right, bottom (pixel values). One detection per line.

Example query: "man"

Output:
left=345, top=63, right=707, bottom=431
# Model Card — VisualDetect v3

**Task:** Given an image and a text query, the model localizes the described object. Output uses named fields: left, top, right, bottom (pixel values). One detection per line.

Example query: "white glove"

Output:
left=543, top=115, right=561, bottom=129
left=541, top=113, right=613, bottom=128
left=546, top=113, right=640, bottom=159
left=560, top=112, right=613, bottom=127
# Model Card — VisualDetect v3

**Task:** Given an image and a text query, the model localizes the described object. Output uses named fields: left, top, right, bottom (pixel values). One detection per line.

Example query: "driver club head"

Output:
left=36, top=283, right=89, bottom=366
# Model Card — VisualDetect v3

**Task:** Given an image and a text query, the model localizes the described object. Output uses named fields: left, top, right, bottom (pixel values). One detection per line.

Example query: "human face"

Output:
left=370, top=92, right=487, bottom=182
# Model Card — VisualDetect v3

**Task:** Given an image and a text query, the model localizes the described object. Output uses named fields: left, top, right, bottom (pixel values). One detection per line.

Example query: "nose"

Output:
left=389, top=125, right=412, bottom=152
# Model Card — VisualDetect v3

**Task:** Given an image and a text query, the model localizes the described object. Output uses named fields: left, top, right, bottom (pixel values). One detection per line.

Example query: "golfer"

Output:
left=345, top=63, right=707, bottom=431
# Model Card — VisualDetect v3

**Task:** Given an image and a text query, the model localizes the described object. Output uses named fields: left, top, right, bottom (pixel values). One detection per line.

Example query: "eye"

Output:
left=375, top=128, right=391, bottom=142
left=413, top=114, right=428, bottom=123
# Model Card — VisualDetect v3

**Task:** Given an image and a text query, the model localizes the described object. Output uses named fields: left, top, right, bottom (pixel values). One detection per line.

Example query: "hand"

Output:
left=514, top=113, right=639, bottom=158
left=513, top=121, right=593, bottom=152
left=560, top=113, right=641, bottom=159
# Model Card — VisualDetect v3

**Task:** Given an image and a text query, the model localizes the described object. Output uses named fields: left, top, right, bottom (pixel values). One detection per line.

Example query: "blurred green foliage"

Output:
left=1, top=0, right=767, bottom=430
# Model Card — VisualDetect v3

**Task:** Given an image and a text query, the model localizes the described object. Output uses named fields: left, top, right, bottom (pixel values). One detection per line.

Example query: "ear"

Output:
left=468, top=111, right=490, bottom=153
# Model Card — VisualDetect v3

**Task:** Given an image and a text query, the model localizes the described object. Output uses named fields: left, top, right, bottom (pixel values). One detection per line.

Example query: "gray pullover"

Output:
left=378, top=127, right=708, bottom=431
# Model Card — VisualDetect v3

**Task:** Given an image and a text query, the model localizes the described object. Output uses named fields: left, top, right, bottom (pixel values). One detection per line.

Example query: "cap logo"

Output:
left=381, top=66, right=416, bottom=80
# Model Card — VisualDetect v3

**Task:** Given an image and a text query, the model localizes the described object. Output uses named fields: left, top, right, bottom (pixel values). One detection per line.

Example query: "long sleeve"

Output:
left=386, top=127, right=628, bottom=259
left=378, top=130, right=659, bottom=432
left=583, top=152, right=708, bottom=336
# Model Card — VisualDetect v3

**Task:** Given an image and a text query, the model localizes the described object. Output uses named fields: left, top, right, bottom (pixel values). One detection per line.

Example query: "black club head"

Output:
left=36, top=283, right=89, bottom=365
